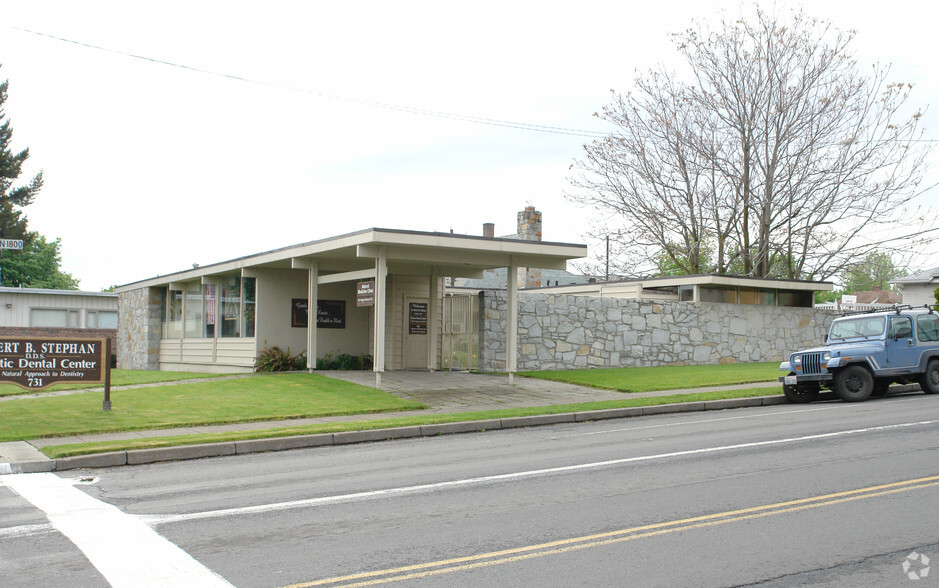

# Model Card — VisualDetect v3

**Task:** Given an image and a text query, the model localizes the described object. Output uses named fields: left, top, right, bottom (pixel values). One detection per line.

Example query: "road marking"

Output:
left=286, top=474, right=939, bottom=587
left=2, top=473, right=232, bottom=588
left=141, top=418, right=939, bottom=526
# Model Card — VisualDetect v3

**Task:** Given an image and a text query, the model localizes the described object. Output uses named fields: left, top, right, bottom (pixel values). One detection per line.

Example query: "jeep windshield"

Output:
left=828, top=316, right=886, bottom=340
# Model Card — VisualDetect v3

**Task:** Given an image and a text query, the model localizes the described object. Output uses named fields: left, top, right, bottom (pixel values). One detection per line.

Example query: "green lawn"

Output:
left=0, top=363, right=788, bottom=458
left=41, top=387, right=778, bottom=458
left=519, top=362, right=780, bottom=392
left=0, top=372, right=425, bottom=442
left=0, top=369, right=228, bottom=397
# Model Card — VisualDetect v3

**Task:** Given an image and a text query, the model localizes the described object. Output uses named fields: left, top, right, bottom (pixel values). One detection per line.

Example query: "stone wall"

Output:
left=117, top=287, right=162, bottom=370
left=479, top=291, right=835, bottom=372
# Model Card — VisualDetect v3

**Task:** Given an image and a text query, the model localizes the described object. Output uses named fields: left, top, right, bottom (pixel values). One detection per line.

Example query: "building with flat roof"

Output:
left=115, top=225, right=587, bottom=384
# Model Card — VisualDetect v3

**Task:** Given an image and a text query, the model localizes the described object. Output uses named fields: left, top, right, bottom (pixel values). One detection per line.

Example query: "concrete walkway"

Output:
left=1, top=371, right=784, bottom=474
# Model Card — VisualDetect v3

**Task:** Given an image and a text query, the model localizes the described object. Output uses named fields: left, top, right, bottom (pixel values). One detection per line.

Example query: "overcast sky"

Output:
left=1, top=0, right=937, bottom=291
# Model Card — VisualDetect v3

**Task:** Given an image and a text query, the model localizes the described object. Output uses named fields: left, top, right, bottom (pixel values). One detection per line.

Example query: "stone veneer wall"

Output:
left=478, top=291, right=836, bottom=372
left=117, top=287, right=162, bottom=370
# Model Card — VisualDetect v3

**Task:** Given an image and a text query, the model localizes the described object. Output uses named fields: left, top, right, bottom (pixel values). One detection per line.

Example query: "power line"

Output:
left=10, top=26, right=610, bottom=139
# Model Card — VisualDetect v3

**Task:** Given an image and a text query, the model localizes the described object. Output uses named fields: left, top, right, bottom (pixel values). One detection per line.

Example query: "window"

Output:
left=243, top=277, right=256, bottom=338
left=739, top=288, right=759, bottom=305
left=777, top=291, right=813, bottom=308
left=888, top=317, right=913, bottom=339
left=204, top=283, right=216, bottom=338
left=164, top=289, right=183, bottom=338
left=96, top=311, right=118, bottom=329
left=830, top=316, right=885, bottom=340
left=31, top=309, right=68, bottom=327
left=678, top=285, right=695, bottom=302
left=699, top=286, right=736, bottom=304
left=220, top=275, right=241, bottom=337
left=184, top=282, right=202, bottom=338
left=917, top=314, right=939, bottom=342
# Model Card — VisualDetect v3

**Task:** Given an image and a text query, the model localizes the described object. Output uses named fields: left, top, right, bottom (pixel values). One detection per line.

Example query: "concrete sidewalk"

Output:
left=2, top=371, right=785, bottom=474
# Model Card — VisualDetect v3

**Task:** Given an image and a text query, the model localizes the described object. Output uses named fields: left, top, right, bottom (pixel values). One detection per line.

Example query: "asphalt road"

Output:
left=2, top=393, right=938, bottom=587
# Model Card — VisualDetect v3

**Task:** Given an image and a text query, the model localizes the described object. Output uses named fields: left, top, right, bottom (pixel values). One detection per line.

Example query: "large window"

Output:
left=220, top=275, right=241, bottom=337
left=184, top=282, right=202, bottom=338
left=160, top=277, right=256, bottom=340
left=204, top=283, right=217, bottom=338
left=243, top=277, right=256, bottom=338
left=164, top=289, right=183, bottom=338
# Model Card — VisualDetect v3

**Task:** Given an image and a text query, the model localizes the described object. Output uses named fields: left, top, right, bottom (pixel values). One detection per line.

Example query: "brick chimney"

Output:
left=483, top=223, right=495, bottom=238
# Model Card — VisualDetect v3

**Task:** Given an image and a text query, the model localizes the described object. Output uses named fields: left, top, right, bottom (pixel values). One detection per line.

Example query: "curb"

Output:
left=45, top=395, right=790, bottom=472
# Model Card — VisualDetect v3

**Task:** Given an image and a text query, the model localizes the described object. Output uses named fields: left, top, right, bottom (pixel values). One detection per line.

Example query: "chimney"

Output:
left=517, top=206, right=542, bottom=241
left=483, top=223, right=495, bottom=238
left=516, top=206, right=543, bottom=288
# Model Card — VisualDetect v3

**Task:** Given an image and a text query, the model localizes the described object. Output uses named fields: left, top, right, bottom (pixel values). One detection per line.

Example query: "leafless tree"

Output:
left=568, top=7, right=933, bottom=281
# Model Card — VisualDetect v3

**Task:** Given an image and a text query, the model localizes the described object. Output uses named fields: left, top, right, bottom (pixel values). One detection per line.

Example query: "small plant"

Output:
left=255, top=346, right=306, bottom=372
left=315, top=352, right=373, bottom=370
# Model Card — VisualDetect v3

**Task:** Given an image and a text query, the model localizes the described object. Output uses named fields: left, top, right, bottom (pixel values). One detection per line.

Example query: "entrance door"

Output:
left=404, top=297, right=429, bottom=369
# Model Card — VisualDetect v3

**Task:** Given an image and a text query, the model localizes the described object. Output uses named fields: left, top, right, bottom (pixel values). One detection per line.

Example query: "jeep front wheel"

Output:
left=833, top=365, right=874, bottom=402
left=919, top=359, right=939, bottom=394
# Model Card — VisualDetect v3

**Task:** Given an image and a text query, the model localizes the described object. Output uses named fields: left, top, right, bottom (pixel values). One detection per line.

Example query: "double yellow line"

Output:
left=285, top=474, right=939, bottom=587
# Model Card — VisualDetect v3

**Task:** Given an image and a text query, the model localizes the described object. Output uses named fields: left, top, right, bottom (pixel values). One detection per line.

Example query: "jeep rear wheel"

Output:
left=783, top=384, right=820, bottom=404
left=833, top=365, right=874, bottom=402
left=919, top=359, right=939, bottom=394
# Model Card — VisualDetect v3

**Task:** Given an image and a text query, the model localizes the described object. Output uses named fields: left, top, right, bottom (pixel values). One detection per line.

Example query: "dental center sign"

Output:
left=0, top=337, right=107, bottom=389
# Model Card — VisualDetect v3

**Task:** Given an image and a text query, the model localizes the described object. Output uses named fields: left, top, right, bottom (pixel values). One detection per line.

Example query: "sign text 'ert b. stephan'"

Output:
left=0, top=337, right=107, bottom=390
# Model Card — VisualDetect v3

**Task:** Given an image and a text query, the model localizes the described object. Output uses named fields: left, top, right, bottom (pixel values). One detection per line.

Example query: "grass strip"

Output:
left=41, top=387, right=780, bottom=458
left=0, top=372, right=424, bottom=442
left=519, top=362, right=780, bottom=392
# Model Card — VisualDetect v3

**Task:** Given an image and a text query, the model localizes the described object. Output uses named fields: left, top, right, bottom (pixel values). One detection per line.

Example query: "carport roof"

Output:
left=116, top=228, right=588, bottom=291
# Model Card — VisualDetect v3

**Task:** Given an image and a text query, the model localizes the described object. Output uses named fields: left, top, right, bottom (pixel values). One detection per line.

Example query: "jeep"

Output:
left=779, top=305, right=939, bottom=402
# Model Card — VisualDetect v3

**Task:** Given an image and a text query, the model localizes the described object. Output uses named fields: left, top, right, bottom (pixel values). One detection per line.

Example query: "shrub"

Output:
left=255, top=346, right=306, bottom=372
left=315, top=352, right=373, bottom=370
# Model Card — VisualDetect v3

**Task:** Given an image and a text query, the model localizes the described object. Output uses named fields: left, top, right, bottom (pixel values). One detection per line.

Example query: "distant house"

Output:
left=891, top=268, right=939, bottom=307
left=0, top=287, right=119, bottom=351
left=853, top=287, right=902, bottom=305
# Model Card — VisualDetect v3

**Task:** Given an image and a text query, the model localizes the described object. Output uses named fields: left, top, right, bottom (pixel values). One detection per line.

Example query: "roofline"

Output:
left=0, top=286, right=117, bottom=298
left=115, top=227, right=587, bottom=292
left=570, top=273, right=834, bottom=291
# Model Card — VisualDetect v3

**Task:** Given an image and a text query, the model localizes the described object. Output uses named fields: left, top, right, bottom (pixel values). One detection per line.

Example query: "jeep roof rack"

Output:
left=837, top=303, right=922, bottom=317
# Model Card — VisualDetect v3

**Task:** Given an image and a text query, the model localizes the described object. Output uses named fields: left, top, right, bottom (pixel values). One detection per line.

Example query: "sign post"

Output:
left=0, top=336, right=113, bottom=410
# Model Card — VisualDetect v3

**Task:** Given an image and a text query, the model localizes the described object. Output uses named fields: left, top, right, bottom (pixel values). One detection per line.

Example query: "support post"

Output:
left=428, top=267, right=438, bottom=371
left=306, top=262, right=318, bottom=370
left=506, top=257, right=518, bottom=385
left=373, top=247, right=387, bottom=388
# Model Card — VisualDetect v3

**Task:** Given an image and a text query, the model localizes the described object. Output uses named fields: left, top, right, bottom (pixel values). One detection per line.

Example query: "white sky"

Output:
left=1, top=0, right=937, bottom=291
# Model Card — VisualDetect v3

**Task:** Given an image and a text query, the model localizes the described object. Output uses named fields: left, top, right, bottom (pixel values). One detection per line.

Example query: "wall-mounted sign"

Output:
left=409, top=302, right=428, bottom=335
left=357, top=280, right=375, bottom=307
left=317, top=300, right=346, bottom=329
left=291, top=299, right=346, bottom=329
left=291, top=298, right=309, bottom=328
left=0, top=338, right=113, bottom=410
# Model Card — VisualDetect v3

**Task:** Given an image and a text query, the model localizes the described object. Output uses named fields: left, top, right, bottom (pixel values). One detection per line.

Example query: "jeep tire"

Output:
left=919, top=359, right=939, bottom=394
left=834, top=365, right=874, bottom=402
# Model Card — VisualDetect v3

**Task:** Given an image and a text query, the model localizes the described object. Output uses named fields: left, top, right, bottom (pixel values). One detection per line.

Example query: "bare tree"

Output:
left=568, top=7, right=933, bottom=281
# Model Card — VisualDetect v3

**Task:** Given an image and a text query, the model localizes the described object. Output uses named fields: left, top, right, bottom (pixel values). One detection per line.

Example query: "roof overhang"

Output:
left=116, top=228, right=588, bottom=292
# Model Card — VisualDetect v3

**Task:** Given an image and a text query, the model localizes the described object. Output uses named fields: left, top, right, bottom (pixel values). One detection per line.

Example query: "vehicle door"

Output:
left=885, top=316, right=916, bottom=369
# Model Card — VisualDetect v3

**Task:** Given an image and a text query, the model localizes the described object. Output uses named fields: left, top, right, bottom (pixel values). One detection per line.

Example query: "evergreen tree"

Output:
left=0, top=65, right=43, bottom=243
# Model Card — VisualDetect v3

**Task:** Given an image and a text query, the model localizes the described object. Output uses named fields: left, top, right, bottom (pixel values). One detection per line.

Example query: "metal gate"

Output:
left=443, top=293, right=479, bottom=370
